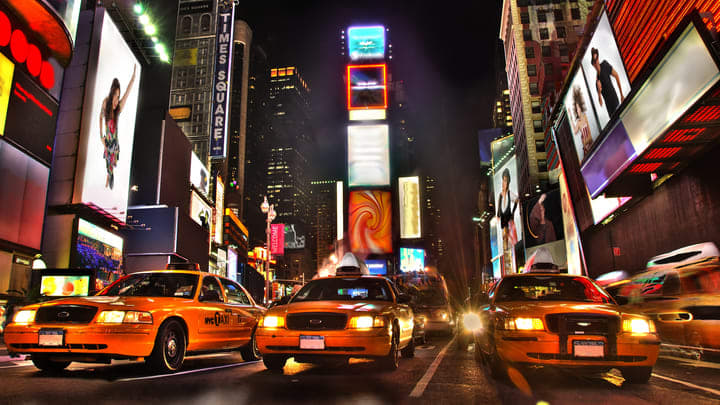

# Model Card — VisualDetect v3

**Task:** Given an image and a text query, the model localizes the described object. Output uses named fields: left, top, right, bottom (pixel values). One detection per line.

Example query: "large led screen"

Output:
left=41, top=275, right=90, bottom=297
left=190, top=151, right=209, bottom=196
left=581, top=121, right=637, bottom=198
left=564, top=71, right=601, bottom=163
left=347, top=26, right=385, bottom=60
left=522, top=189, right=564, bottom=249
left=349, top=190, right=392, bottom=254
left=559, top=169, right=584, bottom=275
left=74, top=218, right=124, bottom=286
left=347, top=64, right=387, bottom=110
left=580, top=12, right=632, bottom=130
left=0, top=52, right=13, bottom=135
left=75, top=9, right=141, bottom=222
left=348, top=125, right=390, bottom=187
left=493, top=155, right=523, bottom=246
left=0, top=139, right=49, bottom=249
left=365, top=259, right=387, bottom=275
left=284, top=224, right=305, bottom=249
left=399, top=176, right=421, bottom=239
left=190, top=190, right=211, bottom=231
left=400, top=247, right=425, bottom=272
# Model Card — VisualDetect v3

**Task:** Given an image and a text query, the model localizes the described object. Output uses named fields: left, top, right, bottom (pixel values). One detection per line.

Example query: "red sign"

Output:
left=270, top=223, right=284, bottom=256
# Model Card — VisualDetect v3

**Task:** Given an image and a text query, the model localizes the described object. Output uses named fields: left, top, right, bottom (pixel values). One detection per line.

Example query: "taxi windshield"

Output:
left=102, top=273, right=199, bottom=298
left=495, top=276, right=612, bottom=304
left=291, top=278, right=393, bottom=302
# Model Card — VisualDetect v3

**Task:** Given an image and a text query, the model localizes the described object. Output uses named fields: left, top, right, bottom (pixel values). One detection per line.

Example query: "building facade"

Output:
left=423, top=176, right=446, bottom=268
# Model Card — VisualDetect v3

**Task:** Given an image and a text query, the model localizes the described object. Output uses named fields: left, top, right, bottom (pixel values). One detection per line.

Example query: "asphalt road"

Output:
left=0, top=336, right=718, bottom=405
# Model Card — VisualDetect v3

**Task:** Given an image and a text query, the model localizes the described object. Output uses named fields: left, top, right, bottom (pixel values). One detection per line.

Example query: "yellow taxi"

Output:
left=474, top=271, right=660, bottom=383
left=256, top=273, right=415, bottom=371
left=4, top=270, right=265, bottom=373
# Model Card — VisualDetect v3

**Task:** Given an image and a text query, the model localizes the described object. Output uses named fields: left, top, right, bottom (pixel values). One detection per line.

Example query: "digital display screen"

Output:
left=349, top=190, right=392, bottom=254
left=41, top=275, right=90, bottom=297
left=365, top=259, right=387, bottom=275
left=190, top=190, right=211, bottom=231
left=284, top=223, right=305, bottom=249
left=347, top=64, right=387, bottom=110
left=523, top=189, right=564, bottom=249
left=75, top=9, right=141, bottom=222
left=347, top=26, right=385, bottom=60
left=559, top=168, right=584, bottom=276
left=190, top=151, right=209, bottom=196
left=74, top=218, right=124, bottom=286
left=348, top=124, right=390, bottom=187
left=400, top=248, right=425, bottom=272
left=399, top=176, right=421, bottom=239
left=580, top=121, right=637, bottom=198
left=0, top=52, right=14, bottom=136
left=564, top=70, right=601, bottom=163
left=493, top=154, right=522, bottom=274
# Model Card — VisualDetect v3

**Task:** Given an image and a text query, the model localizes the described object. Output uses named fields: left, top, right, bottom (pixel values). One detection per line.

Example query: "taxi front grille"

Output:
left=286, top=313, right=348, bottom=331
left=36, top=305, right=98, bottom=324
left=545, top=313, right=620, bottom=357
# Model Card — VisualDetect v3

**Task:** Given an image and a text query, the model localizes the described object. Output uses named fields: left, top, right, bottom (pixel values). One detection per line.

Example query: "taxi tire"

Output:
left=401, top=334, right=415, bottom=358
left=240, top=330, right=261, bottom=361
left=622, top=366, right=652, bottom=384
left=31, top=355, right=71, bottom=372
left=263, top=354, right=287, bottom=371
left=148, top=319, right=186, bottom=373
left=379, top=329, right=400, bottom=371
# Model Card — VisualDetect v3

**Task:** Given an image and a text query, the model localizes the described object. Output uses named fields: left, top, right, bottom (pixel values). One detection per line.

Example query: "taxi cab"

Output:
left=474, top=270, right=660, bottom=383
left=4, top=269, right=265, bottom=373
left=256, top=253, right=415, bottom=371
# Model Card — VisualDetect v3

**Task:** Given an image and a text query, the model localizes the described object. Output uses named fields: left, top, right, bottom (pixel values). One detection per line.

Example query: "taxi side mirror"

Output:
left=397, top=294, right=412, bottom=304
left=200, top=290, right=222, bottom=302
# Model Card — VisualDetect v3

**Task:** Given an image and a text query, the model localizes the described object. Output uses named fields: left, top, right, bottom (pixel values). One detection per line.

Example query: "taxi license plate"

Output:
left=573, top=340, right=604, bottom=357
left=38, top=329, right=64, bottom=347
left=299, top=335, right=325, bottom=350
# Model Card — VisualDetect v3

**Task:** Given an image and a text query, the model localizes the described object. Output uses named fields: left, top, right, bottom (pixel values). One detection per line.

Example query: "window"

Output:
left=537, top=11, right=546, bottom=23
left=529, top=82, right=539, bottom=95
left=201, top=276, right=224, bottom=302
left=542, top=45, right=551, bottom=57
left=540, top=28, right=549, bottom=40
left=527, top=64, right=537, bottom=76
left=559, top=45, right=569, bottom=56
left=538, top=159, right=548, bottom=172
left=521, top=12, right=529, bottom=24
left=525, top=47, right=535, bottom=59
left=531, top=100, right=541, bottom=113
left=536, top=140, right=546, bottom=152
left=554, top=9, right=564, bottom=21
left=533, top=119, right=543, bottom=132
left=557, top=26, right=566, bottom=39
left=221, top=279, right=252, bottom=305
left=523, top=29, right=532, bottom=41
left=181, top=16, right=192, bottom=35
left=571, top=8, right=581, bottom=19
left=200, top=14, right=211, bottom=32
left=544, top=63, right=553, bottom=76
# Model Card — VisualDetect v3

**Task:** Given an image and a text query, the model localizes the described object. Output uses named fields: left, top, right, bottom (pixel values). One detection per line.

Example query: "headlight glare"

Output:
left=123, top=311, right=153, bottom=324
left=13, top=310, right=36, bottom=324
left=462, top=313, right=482, bottom=331
left=623, top=318, right=653, bottom=334
left=97, top=310, right=126, bottom=324
left=262, top=315, right=285, bottom=328
left=349, top=315, right=374, bottom=329
left=503, top=317, right=544, bottom=330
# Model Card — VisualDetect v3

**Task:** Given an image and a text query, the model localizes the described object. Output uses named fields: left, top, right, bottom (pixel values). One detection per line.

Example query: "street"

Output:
left=1, top=336, right=718, bottom=405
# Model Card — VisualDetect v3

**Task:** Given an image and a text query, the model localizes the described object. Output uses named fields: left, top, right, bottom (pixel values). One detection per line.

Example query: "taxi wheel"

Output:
left=401, top=334, right=415, bottom=358
left=32, top=355, right=71, bottom=372
left=240, top=330, right=261, bottom=361
left=380, top=329, right=400, bottom=370
left=148, top=319, right=186, bottom=373
left=263, top=354, right=287, bottom=371
left=622, top=367, right=652, bottom=384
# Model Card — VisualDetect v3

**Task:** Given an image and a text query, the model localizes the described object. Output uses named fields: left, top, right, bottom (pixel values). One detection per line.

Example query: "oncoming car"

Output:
left=4, top=270, right=265, bottom=373
left=474, top=272, right=660, bottom=383
left=257, top=275, right=415, bottom=371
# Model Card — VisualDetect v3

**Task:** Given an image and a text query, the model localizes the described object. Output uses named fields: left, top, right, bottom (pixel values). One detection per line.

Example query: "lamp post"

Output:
left=261, top=196, right=276, bottom=305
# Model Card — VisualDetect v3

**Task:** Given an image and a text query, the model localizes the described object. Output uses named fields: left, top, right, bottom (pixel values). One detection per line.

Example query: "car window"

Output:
left=662, top=273, right=682, bottom=296
left=291, top=278, right=393, bottom=302
left=201, top=276, right=224, bottom=302
left=221, top=279, right=251, bottom=305
left=495, top=276, right=612, bottom=304
left=102, top=273, right=198, bottom=298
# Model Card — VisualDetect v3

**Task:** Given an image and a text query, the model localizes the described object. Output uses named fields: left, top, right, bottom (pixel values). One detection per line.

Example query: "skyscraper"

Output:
left=499, top=0, right=592, bottom=195
left=310, top=180, right=340, bottom=269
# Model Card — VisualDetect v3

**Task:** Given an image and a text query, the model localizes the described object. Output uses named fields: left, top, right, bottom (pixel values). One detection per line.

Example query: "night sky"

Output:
left=150, top=0, right=503, bottom=294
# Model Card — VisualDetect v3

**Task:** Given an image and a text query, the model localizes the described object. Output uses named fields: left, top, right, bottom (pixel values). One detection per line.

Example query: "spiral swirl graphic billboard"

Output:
left=349, top=190, right=392, bottom=254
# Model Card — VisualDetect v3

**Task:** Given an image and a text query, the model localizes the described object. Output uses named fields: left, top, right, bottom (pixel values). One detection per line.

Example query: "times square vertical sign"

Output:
left=210, top=0, right=235, bottom=158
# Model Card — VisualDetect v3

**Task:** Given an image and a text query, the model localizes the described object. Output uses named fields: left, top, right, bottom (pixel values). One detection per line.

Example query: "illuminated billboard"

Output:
left=493, top=154, right=522, bottom=274
left=271, top=223, right=285, bottom=255
left=348, top=124, right=390, bottom=187
left=365, top=259, right=387, bottom=275
left=349, top=109, right=386, bottom=121
left=210, top=1, right=235, bottom=158
left=399, top=176, right=421, bottom=239
left=347, top=64, right=387, bottom=110
left=74, top=9, right=141, bottom=222
left=337, top=181, right=343, bottom=241
left=347, top=26, right=385, bottom=60
left=589, top=193, right=632, bottom=225
left=190, top=190, right=211, bottom=231
left=0, top=52, right=13, bottom=135
left=522, top=189, right=563, bottom=249
left=190, top=151, right=209, bottom=195
left=41, top=275, right=90, bottom=297
left=559, top=169, right=584, bottom=275
left=284, top=224, right=305, bottom=249
left=400, top=248, right=425, bottom=272
left=564, top=70, right=601, bottom=163
left=74, top=218, right=124, bottom=286
left=213, top=176, right=224, bottom=244
left=349, top=190, right=392, bottom=254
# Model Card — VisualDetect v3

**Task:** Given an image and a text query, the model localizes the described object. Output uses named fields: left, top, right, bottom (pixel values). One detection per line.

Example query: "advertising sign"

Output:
left=590, top=193, right=632, bottom=225
left=523, top=189, right=564, bottom=249
left=580, top=120, right=636, bottom=198
left=337, top=181, right=343, bottom=240
left=0, top=52, right=13, bottom=135
left=490, top=134, right=514, bottom=168
left=347, top=64, right=387, bottom=110
left=349, top=190, right=392, bottom=254
left=564, top=70, right=601, bottom=163
left=190, top=151, right=209, bottom=195
left=75, top=9, right=141, bottom=222
left=270, top=223, right=285, bottom=255
left=213, top=176, right=224, bottom=244
left=227, top=247, right=238, bottom=281
left=347, top=26, right=385, bottom=60
left=190, top=190, right=211, bottom=231
left=284, top=224, right=305, bottom=249
left=400, top=247, right=425, bottom=272
left=209, top=1, right=235, bottom=158
left=493, top=155, right=522, bottom=274
left=347, top=124, right=390, bottom=187
left=41, top=275, right=90, bottom=297
left=489, top=217, right=499, bottom=260
left=74, top=218, right=124, bottom=286
left=559, top=169, right=584, bottom=275
left=365, top=259, right=387, bottom=275
left=399, top=176, right=421, bottom=239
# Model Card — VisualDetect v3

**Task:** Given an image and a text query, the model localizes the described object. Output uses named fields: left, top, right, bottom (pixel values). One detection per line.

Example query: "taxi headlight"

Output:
left=623, top=318, right=655, bottom=334
left=123, top=311, right=153, bottom=324
left=262, top=315, right=285, bottom=328
left=349, top=315, right=384, bottom=329
left=97, top=310, right=126, bottom=324
left=13, top=310, right=36, bottom=324
left=462, top=313, right=482, bottom=332
left=503, top=317, right=544, bottom=331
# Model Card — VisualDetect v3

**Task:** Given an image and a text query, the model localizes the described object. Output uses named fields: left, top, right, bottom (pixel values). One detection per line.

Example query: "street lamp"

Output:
left=261, top=196, right=276, bottom=305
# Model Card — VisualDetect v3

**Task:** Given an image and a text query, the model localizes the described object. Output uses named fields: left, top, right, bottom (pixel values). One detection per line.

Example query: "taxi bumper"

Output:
left=257, top=327, right=392, bottom=357
left=4, top=323, right=156, bottom=358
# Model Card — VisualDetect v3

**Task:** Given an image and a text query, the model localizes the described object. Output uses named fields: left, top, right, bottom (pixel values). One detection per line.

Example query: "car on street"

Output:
left=256, top=274, right=415, bottom=371
left=4, top=270, right=265, bottom=373
left=394, top=272, right=455, bottom=335
left=474, top=271, right=660, bottom=383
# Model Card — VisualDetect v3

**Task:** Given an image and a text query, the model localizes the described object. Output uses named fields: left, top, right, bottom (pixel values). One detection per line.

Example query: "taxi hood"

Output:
left=273, top=300, right=393, bottom=315
left=36, top=295, right=192, bottom=309
left=494, top=301, right=622, bottom=317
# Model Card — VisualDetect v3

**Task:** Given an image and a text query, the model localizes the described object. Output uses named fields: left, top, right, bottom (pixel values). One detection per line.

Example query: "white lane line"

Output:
left=116, top=360, right=261, bottom=382
left=652, top=373, right=720, bottom=397
left=409, top=337, right=456, bottom=398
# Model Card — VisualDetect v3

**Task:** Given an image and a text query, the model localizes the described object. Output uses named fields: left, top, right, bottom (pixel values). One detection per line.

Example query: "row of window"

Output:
left=526, top=63, right=554, bottom=77
left=525, top=44, right=569, bottom=58
left=520, top=7, right=581, bottom=24
left=180, top=14, right=213, bottom=36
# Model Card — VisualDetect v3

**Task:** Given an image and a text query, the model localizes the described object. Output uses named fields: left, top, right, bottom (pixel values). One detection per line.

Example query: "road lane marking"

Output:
left=116, top=360, right=261, bottom=382
left=652, top=373, right=720, bottom=397
left=409, top=336, right=456, bottom=398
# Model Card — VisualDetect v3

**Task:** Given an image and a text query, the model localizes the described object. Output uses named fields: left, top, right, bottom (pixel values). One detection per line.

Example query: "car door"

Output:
left=219, top=278, right=261, bottom=348
left=197, top=276, right=232, bottom=348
